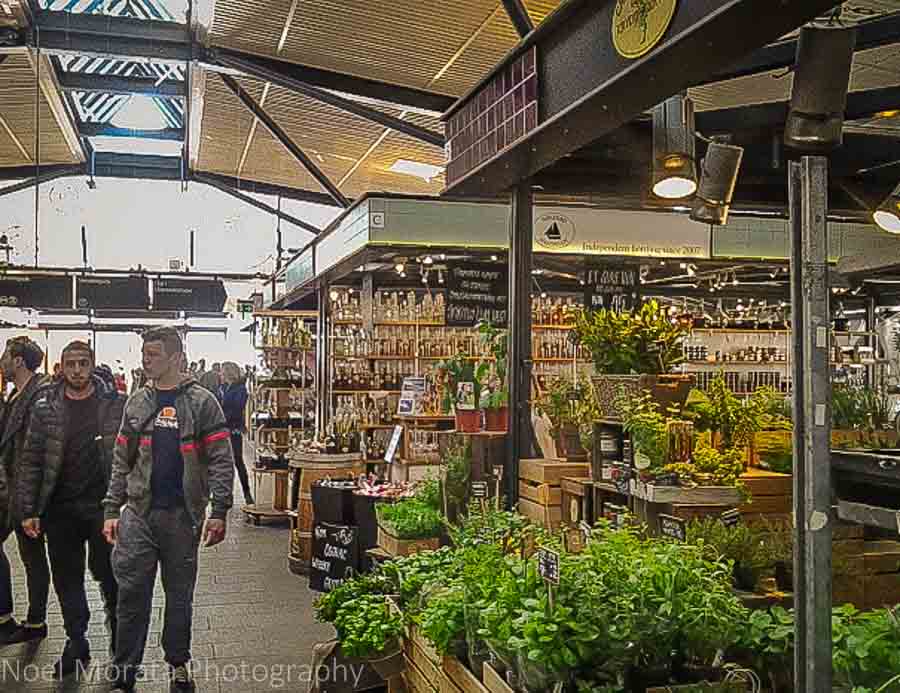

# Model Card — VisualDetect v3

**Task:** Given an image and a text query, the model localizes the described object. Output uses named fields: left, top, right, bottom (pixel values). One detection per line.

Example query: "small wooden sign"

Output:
left=721, top=508, right=742, bottom=527
left=537, top=547, right=561, bottom=585
left=659, top=513, right=687, bottom=542
left=472, top=481, right=489, bottom=499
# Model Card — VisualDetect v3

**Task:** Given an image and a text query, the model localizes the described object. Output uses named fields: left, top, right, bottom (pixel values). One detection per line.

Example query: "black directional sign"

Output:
left=0, top=275, right=72, bottom=310
left=154, top=278, right=227, bottom=312
left=76, top=276, right=150, bottom=310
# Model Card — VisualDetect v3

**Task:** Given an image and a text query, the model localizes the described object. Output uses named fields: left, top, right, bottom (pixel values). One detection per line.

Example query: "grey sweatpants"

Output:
left=111, top=505, right=201, bottom=679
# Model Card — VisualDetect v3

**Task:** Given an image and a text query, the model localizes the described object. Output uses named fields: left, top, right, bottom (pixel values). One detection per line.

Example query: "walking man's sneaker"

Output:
left=54, top=637, right=91, bottom=679
left=170, top=663, right=196, bottom=693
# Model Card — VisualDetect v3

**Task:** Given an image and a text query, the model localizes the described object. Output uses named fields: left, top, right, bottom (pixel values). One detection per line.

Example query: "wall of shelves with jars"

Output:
left=251, top=311, right=317, bottom=472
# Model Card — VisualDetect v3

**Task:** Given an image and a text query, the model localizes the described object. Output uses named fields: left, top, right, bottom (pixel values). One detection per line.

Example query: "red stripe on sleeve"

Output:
left=203, top=430, right=230, bottom=445
left=116, top=435, right=128, bottom=446
left=139, top=437, right=152, bottom=447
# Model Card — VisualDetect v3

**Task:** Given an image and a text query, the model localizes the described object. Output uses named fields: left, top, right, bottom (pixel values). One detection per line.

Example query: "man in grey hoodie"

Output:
left=103, top=327, right=234, bottom=693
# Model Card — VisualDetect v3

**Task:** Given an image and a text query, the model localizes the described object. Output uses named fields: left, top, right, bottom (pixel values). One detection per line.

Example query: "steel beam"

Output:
left=194, top=173, right=322, bottom=235
left=0, top=166, right=82, bottom=198
left=507, top=181, right=533, bottom=506
left=706, top=11, right=900, bottom=86
left=220, top=73, right=351, bottom=208
left=188, top=171, right=343, bottom=207
left=34, top=9, right=190, bottom=62
left=204, top=47, right=454, bottom=114
left=213, top=50, right=445, bottom=149
left=789, top=156, right=832, bottom=693
left=59, top=71, right=186, bottom=97
left=501, top=0, right=534, bottom=38
left=79, top=123, right=185, bottom=140
left=443, top=0, right=839, bottom=195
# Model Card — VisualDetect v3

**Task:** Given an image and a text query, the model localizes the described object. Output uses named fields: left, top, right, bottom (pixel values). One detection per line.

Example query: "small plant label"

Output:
left=537, top=548, right=561, bottom=585
left=659, top=514, right=687, bottom=542
left=579, top=520, right=592, bottom=543
left=614, top=466, right=632, bottom=494
left=565, top=528, right=585, bottom=554
left=471, top=481, right=489, bottom=499
left=721, top=508, right=742, bottom=527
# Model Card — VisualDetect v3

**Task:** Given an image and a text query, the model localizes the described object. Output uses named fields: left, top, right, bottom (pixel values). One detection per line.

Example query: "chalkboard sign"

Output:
left=584, top=264, right=640, bottom=312
left=659, top=514, right=687, bottom=542
left=537, top=548, right=560, bottom=585
left=721, top=508, right=741, bottom=527
left=309, top=523, right=360, bottom=593
left=446, top=263, right=507, bottom=327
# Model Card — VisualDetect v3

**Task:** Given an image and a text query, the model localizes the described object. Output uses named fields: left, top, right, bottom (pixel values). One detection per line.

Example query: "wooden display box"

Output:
left=739, top=469, right=792, bottom=518
left=862, top=540, right=900, bottom=609
left=630, top=479, right=742, bottom=505
left=481, top=663, right=515, bottom=693
left=518, top=497, right=562, bottom=529
left=377, top=525, right=439, bottom=557
left=560, top=477, right=593, bottom=526
left=520, top=459, right=591, bottom=485
left=401, top=627, right=489, bottom=693
left=518, top=459, right=590, bottom=530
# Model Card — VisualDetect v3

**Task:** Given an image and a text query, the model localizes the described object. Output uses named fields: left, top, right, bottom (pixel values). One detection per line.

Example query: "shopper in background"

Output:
left=18, top=340, right=124, bottom=678
left=0, top=337, right=51, bottom=647
left=197, top=362, right=220, bottom=394
left=220, top=362, right=253, bottom=506
left=103, top=326, right=234, bottom=693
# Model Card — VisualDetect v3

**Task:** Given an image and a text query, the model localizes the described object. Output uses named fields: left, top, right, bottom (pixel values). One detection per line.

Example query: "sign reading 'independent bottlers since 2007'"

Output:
left=446, top=263, right=508, bottom=327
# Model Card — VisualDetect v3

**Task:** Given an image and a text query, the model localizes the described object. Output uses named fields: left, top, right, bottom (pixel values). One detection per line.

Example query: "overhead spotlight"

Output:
left=732, top=272, right=739, bottom=286
left=579, top=275, right=586, bottom=286
left=708, top=282, right=715, bottom=293
left=686, top=263, right=697, bottom=277
left=422, top=272, right=428, bottom=284
left=439, top=253, right=447, bottom=260
left=873, top=183, right=900, bottom=233
left=329, top=289, right=339, bottom=302
left=541, top=291, right=548, bottom=299
left=770, top=270, right=778, bottom=279
left=652, top=94, right=697, bottom=199
left=690, top=139, right=744, bottom=226
left=438, top=270, right=445, bottom=285
left=395, top=261, right=406, bottom=274
left=490, top=255, right=499, bottom=262
left=400, top=271, right=407, bottom=278
left=679, top=262, right=687, bottom=269
left=423, top=255, right=434, bottom=265
left=784, top=25, right=857, bottom=152
left=639, top=266, right=650, bottom=284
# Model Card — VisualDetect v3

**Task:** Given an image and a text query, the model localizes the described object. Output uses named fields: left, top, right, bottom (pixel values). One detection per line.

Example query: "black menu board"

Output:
left=309, top=523, right=360, bottom=593
left=446, top=263, right=508, bottom=327
left=584, top=263, right=640, bottom=312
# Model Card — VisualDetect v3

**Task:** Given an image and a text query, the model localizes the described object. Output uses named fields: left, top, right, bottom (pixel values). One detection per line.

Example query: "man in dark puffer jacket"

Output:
left=0, top=337, right=51, bottom=646
left=19, top=340, right=125, bottom=679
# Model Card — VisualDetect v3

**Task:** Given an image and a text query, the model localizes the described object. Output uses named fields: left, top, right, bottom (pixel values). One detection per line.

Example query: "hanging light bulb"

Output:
left=652, top=94, right=698, bottom=199
left=874, top=183, right=900, bottom=233
left=438, top=270, right=445, bottom=284
left=395, top=261, right=405, bottom=274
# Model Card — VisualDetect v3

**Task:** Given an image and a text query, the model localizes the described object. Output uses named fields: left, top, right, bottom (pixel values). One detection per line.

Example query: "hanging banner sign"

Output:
left=446, top=263, right=508, bottom=327
left=584, top=262, right=641, bottom=312
left=0, top=275, right=72, bottom=309
left=76, top=276, right=149, bottom=310
left=154, top=278, right=227, bottom=312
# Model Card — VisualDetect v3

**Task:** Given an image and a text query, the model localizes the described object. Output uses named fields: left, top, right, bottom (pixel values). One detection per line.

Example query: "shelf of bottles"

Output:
left=252, top=313, right=317, bottom=461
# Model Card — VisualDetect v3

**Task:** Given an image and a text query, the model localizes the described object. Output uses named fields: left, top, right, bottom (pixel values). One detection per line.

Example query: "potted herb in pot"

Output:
left=476, top=320, right=509, bottom=432
left=572, top=299, right=692, bottom=418
left=333, top=593, right=406, bottom=679
left=535, top=377, right=588, bottom=459
left=686, top=517, right=771, bottom=592
left=376, top=497, right=443, bottom=557
left=440, top=352, right=482, bottom=433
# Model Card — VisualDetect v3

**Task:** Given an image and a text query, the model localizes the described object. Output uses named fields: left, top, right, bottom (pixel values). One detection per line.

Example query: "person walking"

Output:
left=103, top=326, right=234, bottom=693
left=197, top=362, right=220, bottom=394
left=18, top=340, right=124, bottom=678
left=0, top=337, right=51, bottom=647
left=220, top=362, right=254, bottom=506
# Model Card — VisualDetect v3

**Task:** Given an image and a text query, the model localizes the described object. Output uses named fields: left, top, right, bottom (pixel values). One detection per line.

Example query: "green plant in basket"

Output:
left=571, top=299, right=687, bottom=374
left=332, top=593, right=404, bottom=659
left=618, top=392, right=669, bottom=470
left=377, top=498, right=443, bottom=540
left=535, top=376, right=587, bottom=437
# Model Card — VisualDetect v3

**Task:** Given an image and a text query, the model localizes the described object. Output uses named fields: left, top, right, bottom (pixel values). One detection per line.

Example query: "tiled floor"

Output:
left=0, top=481, right=333, bottom=693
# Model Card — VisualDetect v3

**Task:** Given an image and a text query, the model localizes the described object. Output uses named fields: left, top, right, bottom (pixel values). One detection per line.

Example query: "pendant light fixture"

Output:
left=652, top=94, right=697, bottom=199
left=874, top=183, right=900, bottom=233
left=690, top=138, right=744, bottom=225
left=784, top=25, right=857, bottom=152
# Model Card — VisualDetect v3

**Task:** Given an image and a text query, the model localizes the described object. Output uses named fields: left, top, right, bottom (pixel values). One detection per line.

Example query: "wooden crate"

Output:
left=647, top=684, right=747, bottom=692
left=739, top=469, right=792, bottom=516
left=518, top=480, right=562, bottom=505
left=377, top=526, right=440, bottom=557
left=519, top=459, right=591, bottom=485
left=443, top=657, right=489, bottom=693
left=630, top=479, right=742, bottom=505
left=518, top=497, right=562, bottom=529
left=863, top=540, right=900, bottom=575
left=481, top=664, right=515, bottom=693
left=403, top=628, right=489, bottom=693
left=862, top=540, right=900, bottom=610
left=833, top=575, right=865, bottom=606
left=560, top=477, right=593, bottom=525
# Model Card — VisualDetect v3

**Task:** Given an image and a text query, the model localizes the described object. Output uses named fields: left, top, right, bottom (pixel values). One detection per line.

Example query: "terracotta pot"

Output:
left=455, top=409, right=482, bottom=433
left=483, top=407, right=509, bottom=432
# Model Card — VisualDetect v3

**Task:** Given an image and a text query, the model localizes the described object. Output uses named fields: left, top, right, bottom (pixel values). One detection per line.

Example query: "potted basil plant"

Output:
left=476, top=320, right=509, bottom=432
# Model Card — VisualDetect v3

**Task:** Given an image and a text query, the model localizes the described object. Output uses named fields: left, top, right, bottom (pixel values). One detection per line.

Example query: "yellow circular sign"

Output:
left=612, top=0, right=678, bottom=59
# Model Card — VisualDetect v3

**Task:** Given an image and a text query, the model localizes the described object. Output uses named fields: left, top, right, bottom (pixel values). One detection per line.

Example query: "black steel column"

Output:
left=789, top=156, right=832, bottom=693
left=316, top=287, right=330, bottom=434
left=507, top=182, right=533, bottom=506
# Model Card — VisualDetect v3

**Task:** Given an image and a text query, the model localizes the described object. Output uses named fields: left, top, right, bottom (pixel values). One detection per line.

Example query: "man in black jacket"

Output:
left=0, top=337, right=51, bottom=646
left=20, top=340, right=125, bottom=679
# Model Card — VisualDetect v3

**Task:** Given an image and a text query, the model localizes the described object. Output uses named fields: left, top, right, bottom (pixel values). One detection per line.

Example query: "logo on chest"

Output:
left=155, top=406, right=179, bottom=430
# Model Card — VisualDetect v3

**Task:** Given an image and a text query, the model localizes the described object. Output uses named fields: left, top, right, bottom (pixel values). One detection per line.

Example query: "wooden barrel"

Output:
left=288, top=454, right=365, bottom=571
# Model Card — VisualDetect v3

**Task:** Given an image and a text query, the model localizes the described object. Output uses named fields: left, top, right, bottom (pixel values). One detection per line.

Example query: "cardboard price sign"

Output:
left=659, top=514, right=687, bottom=542
left=537, top=548, right=560, bottom=585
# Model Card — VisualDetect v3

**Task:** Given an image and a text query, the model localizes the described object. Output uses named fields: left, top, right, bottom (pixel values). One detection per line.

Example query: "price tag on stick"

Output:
left=720, top=508, right=741, bottom=527
left=537, top=547, right=560, bottom=612
left=659, top=514, right=687, bottom=542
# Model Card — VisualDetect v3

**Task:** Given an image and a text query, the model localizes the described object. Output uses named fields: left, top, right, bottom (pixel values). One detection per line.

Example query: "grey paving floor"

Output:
left=0, top=480, right=333, bottom=693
